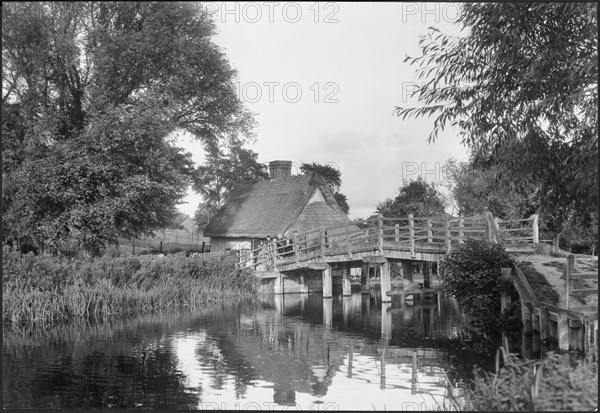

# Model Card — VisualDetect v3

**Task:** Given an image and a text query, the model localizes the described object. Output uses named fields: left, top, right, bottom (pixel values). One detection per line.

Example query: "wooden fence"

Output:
left=237, top=213, right=539, bottom=271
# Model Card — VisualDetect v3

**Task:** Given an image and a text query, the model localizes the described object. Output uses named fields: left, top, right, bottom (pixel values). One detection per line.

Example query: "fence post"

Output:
left=444, top=215, right=451, bottom=254
left=394, top=223, right=400, bottom=242
left=408, top=214, right=415, bottom=257
left=377, top=214, right=384, bottom=254
left=293, top=232, right=300, bottom=265
left=566, top=254, right=574, bottom=309
left=271, top=237, right=278, bottom=271
left=458, top=217, right=464, bottom=244
left=427, top=219, right=432, bottom=243
left=532, top=214, right=539, bottom=243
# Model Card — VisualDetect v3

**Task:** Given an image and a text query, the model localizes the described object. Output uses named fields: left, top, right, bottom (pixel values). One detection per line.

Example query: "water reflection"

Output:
left=4, top=291, right=475, bottom=410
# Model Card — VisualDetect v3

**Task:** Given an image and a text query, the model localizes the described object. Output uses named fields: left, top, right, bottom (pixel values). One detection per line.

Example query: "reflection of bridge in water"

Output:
left=199, top=292, right=469, bottom=409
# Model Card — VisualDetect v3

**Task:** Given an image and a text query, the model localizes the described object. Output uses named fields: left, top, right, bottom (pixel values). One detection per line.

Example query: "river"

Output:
left=3, top=290, right=488, bottom=410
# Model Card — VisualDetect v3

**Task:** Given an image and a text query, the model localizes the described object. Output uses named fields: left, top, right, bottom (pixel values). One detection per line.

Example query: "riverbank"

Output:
left=2, top=248, right=259, bottom=327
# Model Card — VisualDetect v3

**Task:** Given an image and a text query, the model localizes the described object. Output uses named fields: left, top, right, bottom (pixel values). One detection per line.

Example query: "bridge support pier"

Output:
left=322, top=265, right=332, bottom=299
left=380, top=260, right=391, bottom=303
left=361, top=263, right=370, bottom=294
left=273, top=273, right=284, bottom=295
left=342, top=266, right=352, bottom=296
left=299, top=274, right=309, bottom=294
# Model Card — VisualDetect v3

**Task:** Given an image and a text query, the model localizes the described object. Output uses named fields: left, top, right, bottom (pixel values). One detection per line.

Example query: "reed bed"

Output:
left=2, top=248, right=258, bottom=327
left=461, top=344, right=597, bottom=411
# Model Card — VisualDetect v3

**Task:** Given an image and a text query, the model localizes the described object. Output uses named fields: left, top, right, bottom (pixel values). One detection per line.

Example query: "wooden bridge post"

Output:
left=377, top=214, right=384, bottom=254
left=381, top=302, right=392, bottom=342
left=342, top=265, right=352, bottom=296
left=444, top=214, right=451, bottom=253
left=539, top=307, right=550, bottom=344
left=361, top=263, right=370, bottom=294
left=380, top=346, right=387, bottom=389
left=271, top=237, right=279, bottom=272
left=557, top=312, right=569, bottom=351
left=322, top=264, right=332, bottom=298
left=423, top=261, right=431, bottom=289
left=273, top=272, right=284, bottom=295
left=411, top=350, right=418, bottom=395
left=348, top=341, right=354, bottom=378
left=381, top=260, right=391, bottom=303
left=427, top=219, right=433, bottom=243
left=458, top=217, right=464, bottom=244
left=532, top=214, right=539, bottom=244
left=408, top=214, right=415, bottom=257
left=566, top=254, right=574, bottom=309
left=293, top=232, right=300, bottom=265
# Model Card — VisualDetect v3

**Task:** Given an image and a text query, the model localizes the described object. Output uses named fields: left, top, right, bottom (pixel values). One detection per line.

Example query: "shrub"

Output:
left=439, top=239, right=520, bottom=351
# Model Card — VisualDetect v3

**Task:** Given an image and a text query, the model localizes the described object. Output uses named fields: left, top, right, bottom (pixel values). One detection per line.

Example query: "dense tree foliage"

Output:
left=192, top=144, right=267, bottom=230
left=299, top=162, right=350, bottom=214
left=442, top=157, right=537, bottom=219
left=396, top=3, right=597, bottom=247
left=376, top=177, right=445, bottom=218
left=2, top=2, right=254, bottom=254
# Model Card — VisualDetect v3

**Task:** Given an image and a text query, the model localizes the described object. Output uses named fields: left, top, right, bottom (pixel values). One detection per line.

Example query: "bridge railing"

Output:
left=236, top=213, right=539, bottom=270
left=493, top=214, right=539, bottom=244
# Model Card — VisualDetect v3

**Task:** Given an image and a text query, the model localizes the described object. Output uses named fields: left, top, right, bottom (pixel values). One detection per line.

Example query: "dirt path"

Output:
left=513, top=253, right=598, bottom=308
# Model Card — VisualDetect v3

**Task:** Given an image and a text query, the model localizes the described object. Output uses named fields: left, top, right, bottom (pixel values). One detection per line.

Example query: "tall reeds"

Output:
left=3, top=248, right=258, bottom=327
left=462, top=342, right=597, bottom=411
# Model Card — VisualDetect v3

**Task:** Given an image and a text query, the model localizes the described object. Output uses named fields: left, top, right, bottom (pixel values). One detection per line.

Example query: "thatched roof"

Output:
left=204, top=173, right=354, bottom=238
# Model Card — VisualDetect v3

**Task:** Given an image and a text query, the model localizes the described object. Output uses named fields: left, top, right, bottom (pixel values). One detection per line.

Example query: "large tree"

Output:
left=299, top=162, right=350, bottom=214
left=376, top=177, right=446, bottom=218
left=395, top=3, right=597, bottom=243
left=2, top=2, right=254, bottom=254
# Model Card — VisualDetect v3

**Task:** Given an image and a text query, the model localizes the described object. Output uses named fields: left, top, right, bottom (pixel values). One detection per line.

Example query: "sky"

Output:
left=177, top=2, right=470, bottom=220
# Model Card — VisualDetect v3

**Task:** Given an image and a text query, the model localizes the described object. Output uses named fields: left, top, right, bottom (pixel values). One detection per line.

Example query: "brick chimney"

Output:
left=269, top=160, right=292, bottom=180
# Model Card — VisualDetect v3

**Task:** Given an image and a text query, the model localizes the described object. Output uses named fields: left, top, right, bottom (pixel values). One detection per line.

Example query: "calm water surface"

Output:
left=3, top=291, right=484, bottom=410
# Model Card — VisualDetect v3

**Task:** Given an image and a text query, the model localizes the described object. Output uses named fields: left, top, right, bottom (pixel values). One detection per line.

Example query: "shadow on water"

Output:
left=4, top=290, right=493, bottom=410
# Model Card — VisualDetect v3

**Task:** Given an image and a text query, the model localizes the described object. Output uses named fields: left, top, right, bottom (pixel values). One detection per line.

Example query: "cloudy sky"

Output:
left=177, top=2, right=470, bottom=220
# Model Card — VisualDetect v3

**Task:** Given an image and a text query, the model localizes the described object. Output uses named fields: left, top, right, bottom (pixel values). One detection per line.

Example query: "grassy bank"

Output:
left=2, top=248, right=258, bottom=326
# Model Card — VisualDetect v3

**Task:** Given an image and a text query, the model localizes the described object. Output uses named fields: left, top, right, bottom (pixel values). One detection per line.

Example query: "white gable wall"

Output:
left=307, top=189, right=326, bottom=205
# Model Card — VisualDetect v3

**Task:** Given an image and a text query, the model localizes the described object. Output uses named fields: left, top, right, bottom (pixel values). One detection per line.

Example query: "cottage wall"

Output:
left=210, top=237, right=256, bottom=252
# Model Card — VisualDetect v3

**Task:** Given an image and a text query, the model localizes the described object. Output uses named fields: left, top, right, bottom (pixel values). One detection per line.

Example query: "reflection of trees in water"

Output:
left=3, top=309, right=216, bottom=409
left=4, top=295, right=491, bottom=408
left=4, top=335, right=200, bottom=409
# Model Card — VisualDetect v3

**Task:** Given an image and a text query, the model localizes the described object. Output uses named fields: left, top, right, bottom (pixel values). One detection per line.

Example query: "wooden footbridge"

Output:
left=236, top=212, right=539, bottom=302
left=229, top=211, right=597, bottom=356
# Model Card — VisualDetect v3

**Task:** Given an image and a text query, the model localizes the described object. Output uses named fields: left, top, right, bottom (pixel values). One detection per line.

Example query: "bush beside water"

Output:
left=439, top=239, right=521, bottom=354
left=2, top=248, right=258, bottom=326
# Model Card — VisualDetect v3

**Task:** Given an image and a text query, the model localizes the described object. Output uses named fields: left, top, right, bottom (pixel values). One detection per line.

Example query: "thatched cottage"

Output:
left=204, top=160, right=356, bottom=252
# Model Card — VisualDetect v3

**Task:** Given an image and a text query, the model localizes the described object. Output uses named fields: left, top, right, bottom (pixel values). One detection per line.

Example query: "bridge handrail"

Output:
left=236, top=213, right=539, bottom=269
